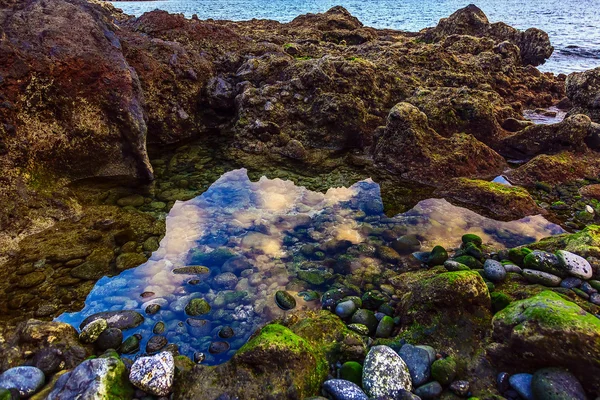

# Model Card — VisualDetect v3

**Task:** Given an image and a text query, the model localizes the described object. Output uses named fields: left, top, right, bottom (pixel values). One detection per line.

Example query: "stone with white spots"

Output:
left=362, top=345, right=412, bottom=397
left=129, top=351, right=174, bottom=396
left=556, top=250, right=593, bottom=280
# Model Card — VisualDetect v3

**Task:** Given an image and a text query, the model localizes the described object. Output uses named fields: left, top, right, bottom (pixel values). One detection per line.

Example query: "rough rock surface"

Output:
left=566, top=67, right=600, bottom=122
left=362, top=345, right=412, bottom=397
left=129, top=351, right=175, bottom=396
left=489, top=291, right=600, bottom=394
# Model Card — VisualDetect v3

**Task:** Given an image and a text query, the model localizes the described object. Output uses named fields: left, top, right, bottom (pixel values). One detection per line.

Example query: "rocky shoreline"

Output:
left=1, top=0, right=600, bottom=399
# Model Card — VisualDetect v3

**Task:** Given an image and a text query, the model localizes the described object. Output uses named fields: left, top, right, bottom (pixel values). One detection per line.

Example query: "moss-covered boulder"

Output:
left=489, top=291, right=600, bottom=394
left=174, top=310, right=365, bottom=399
left=436, top=178, right=542, bottom=219
left=526, top=225, right=600, bottom=261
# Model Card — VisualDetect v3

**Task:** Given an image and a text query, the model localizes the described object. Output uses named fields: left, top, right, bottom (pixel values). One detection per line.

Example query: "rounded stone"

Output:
left=95, top=328, right=123, bottom=351
left=0, top=366, right=45, bottom=398
left=391, top=235, right=421, bottom=255
left=462, top=233, right=483, bottom=247
left=145, top=303, right=161, bottom=315
left=427, top=245, right=448, bottom=266
left=31, top=347, right=63, bottom=375
left=444, top=260, right=470, bottom=271
left=484, top=259, right=507, bottom=282
left=431, top=356, right=457, bottom=385
left=153, top=322, right=166, bottom=335
left=185, top=299, right=211, bottom=316
left=362, top=345, right=412, bottom=397
left=129, top=351, right=174, bottom=396
left=414, top=381, right=443, bottom=399
left=80, top=310, right=144, bottom=331
left=524, top=251, right=566, bottom=277
left=450, top=380, right=470, bottom=397
left=339, top=362, right=363, bottom=386
left=509, top=373, right=534, bottom=400
left=322, top=379, right=368, bottom=400
left=79, top=318, right=108, bottom=344
left=398, top=344, right=431, bottom=387
left=186, top=318, right=212, bottom=336
left=208, top=341, right=230, bottom=354
left=120, top=335, right=140, bottom=354
left=335, top=300, right=357, bottom=319
left=275, top=290, right=296, bottom=310
left=347, top=324, right=370, bottom=336
left=146, top=336, right=168, bottom=353
left=212, top=272, right=238, bottom=289
left=531, top=367, right=586, bottom=400
left=375, top=316, right=394, bottom=338
left=556, top=250, right=593, bottom=280
left=522, top=269, right=562, bottom=286
left=350, top=309, right=378, bottom=334
left=218, top=326, right=234, bottom=339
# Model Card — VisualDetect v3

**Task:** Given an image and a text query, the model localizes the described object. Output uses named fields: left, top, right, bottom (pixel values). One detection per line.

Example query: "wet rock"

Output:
left=350, top=309, right=378, bottom=334
left=96, top=328, right=123, bottom=351
left=145, top=303, right=161, bottom=315
left=372, top=103, right=506, bottom=185
left=522, top=269, right=562, bottom=286
left=339, top=362, right=363, bottom=386
left=524, top=250, right=566, bottom=277
left=362, top=345, right=412, bottom=397
left=116, top=253, right=147, bottom=271
left=449, top=380, right=470, bottom=397
left=414, top=381, right=443, bottom=399
left=509, top=373, right=534, bottom=400
left=444, top=260, right=470, bottom=271
left=153, top=322, right=166, bottom=335
left=17, top=271, right=46, bottom=288
left=322, top=379, right=368, bottom=400
left=566, top=67, right=600, bottom=122
left=347, top=324, right=370, bottom=336
left=81, top=311, right=144, bottom=331
left=398, top=344, right=431, bottom=387
left=556, top=250, right=593, bottom=279
left=173, top=266, right=210, bottom=275
left=218, top=326, right=234, bottom=339
left=117, top=194, right=145, bottom=207
left=275, top=290, right=296, bottom=310
left=0, top=366, right=45, bottom=398
left=70, top=248, right=114, bottom=280
left=531, top=367, right=587, bottom=400
left=375, top=316, right=394, bottom=338
left=186, top=319, right=212, bottom=336
left=335, top=300, right=357, bottom=319
left=484, top=259, right=507, bottom=282
left=146, top=336, right=168, bottom=353
left=208, top=341, right=230, bottom=354
left=431, top=356, right=457, bottom=385
left=185, top=299, right=211, bottom=316
left=30, top=347, right=63, bottom=375
left=391, top=235, right=421, bottom=255
left=120, top=335, right=140, bottom=354
left=48, top=356, right=133, bottom=399
left=502, top=117, right=534, bottom=132
left=212, top=272, right=238, bottom=289
left=79, top=318, right=108, bottom=344
left=129, top=351, right=175, bottom=397
left=490, top=291, right=600, bottom=393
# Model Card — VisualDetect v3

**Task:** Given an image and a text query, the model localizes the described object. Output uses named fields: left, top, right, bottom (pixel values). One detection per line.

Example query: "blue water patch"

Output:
left=57, top=169, right=564, bottom=364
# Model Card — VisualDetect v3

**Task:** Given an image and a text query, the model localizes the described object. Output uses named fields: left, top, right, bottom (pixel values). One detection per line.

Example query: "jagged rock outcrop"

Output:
left=421, top=4, right=554, bottom=66
left=566, top=66, right=600, bottom=122
left=372, top=103, right=507, bottom=184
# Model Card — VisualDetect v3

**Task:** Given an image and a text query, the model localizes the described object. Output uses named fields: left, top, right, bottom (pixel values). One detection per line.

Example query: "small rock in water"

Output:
left=484, top=259, right=507, bottom=282
left=80, top=310, right=144, bottom=330
left=414, top=381, right=443, bottom=399
left=509, top=373, right=534, bottom=400
left=146, top=335, right=168, bottom=353
left=531, top=367, right=586, bottom=400
left=450, top=380, right=470, bottom=397
left=275, top=290, right=296, bottom=310
left=0, top=366, right=45, bottom=398
left=145, top=304, right=161, bottom=315
left=322, top=379, right=368, bottom=400
left=218, top=326, right=234, bottom=339
left=95, top=327, right=123, bottom=351
left=185, top=298, right=211, bottom=316
left=153, top=322, right=166, bottom=334
left=522, top=269, right=562, bottom=286
left=172, top=266, right=209, bottom=275
left=193, top=352, right=206, bottom=363
left=79, top=318, right=108, bottom=344
left=556, top=250, right=593, bottom=279
left=335, top=300, right=357, bottom=319
left=208, top=341, right=230, bottom=354
left=140, top=291, right=155, bottom=298
left=120, top=335, right=140, bottom=354
left=129, top=351, right=174, bottom=397
left=392, top=235, right=421, bottom=255
left=186, top=318, right=212, bottom=336
left=398, top=344, right=431, bottom=387
left=362, top=345, right=412, bottom=397
left=212, top=272, right=238, bottom=289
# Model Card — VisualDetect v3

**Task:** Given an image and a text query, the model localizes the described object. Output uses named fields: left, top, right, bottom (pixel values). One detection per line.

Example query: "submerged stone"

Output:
left=275, top=290, right=296, bottom=310
left=185, top=299, right=211, bottom=316
left=80, top=311, right=144, bottom=331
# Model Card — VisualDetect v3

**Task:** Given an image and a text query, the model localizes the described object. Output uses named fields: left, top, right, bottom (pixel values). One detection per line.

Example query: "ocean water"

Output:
left=111, top=0, right=600, bottom=74
left=58, top=169, right=563, bottom=364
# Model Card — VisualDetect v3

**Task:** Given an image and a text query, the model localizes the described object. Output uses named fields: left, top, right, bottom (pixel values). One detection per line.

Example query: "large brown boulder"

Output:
left=0, top=0, right=152, bottom=181
left=506, top=151, right=600, bottom=186
left=421, top=4, right=553, bottom=66
left=372, top=103, right=507, bottom=184
left=566, top=67, right=600, bottom=122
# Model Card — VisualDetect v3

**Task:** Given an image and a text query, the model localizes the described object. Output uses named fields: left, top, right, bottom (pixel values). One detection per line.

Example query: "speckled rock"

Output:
left=0, top=366, right=45, bottom=398
left=80, top=311, right=144, bottom=331
left=129, top=351, right=175, bottom=396
left=556, top=250, right=593, bottom=279
left=362, top=345, right=412, bottom=397
left=509, top=373, right=534, bottom=400
left=522, top=269, right=562, bottom=286
left=322, top=379, right=368, bottom=400
left=47, top=356, right=133, bottom=399
left=531, top=368, right=587, bottom=400
left=79, top=318, right=108, bottom=344
left=484, top=259, right=507, bottom=282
